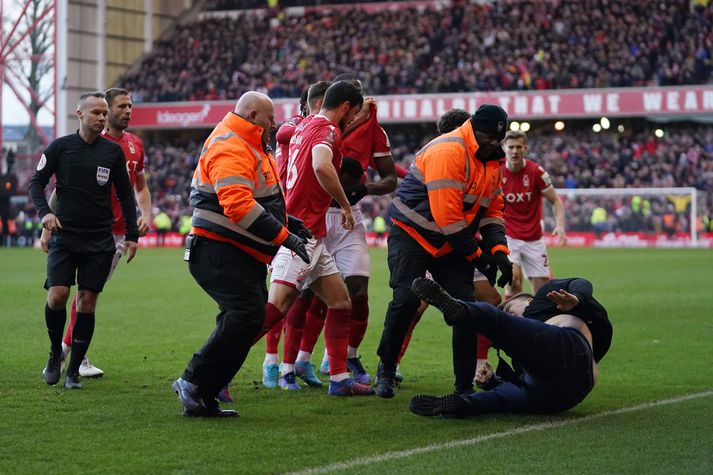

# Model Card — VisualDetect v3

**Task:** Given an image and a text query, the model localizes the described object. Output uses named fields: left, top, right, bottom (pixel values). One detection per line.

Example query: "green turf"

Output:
left=1, top=247, right=712, bottom=474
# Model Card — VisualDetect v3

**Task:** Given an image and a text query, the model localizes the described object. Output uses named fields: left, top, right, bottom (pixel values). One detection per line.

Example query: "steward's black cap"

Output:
left=471, top=104, right=508, bottom=141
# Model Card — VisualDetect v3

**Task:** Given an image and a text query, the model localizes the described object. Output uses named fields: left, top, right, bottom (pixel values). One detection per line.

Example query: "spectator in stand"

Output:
left=121, top=0, right=713, bottom=102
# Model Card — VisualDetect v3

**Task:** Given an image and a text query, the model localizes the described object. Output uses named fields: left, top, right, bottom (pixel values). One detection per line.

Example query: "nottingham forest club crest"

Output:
left=523, top=175, right=530, bottom=188
left=96, top=166, right=111, bottom=186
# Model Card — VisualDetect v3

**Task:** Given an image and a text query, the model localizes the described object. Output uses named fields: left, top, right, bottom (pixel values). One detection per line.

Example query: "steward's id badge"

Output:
left=184, top=234, right=197, bottom=262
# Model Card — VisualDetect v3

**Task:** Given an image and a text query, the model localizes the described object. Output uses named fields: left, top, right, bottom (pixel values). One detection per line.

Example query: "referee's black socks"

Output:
left=67, top=312, right=95, bottom=375
left=45, top=303, right=67, bottom=357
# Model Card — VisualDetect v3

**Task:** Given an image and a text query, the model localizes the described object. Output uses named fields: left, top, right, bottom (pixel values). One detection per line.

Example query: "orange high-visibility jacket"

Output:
left=388, top=120, right=508, bottom=260
left=190, top=112, right=289, bottom=263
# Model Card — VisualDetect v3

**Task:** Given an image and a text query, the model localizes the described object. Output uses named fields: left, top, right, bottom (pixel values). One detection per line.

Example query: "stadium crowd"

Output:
left=4, top=122, right=713, bottom=247
left=121, top=0, right=713, bottom=102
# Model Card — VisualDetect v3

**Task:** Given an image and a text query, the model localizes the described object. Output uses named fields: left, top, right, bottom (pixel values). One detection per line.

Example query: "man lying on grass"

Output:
left=409, top=277, right=612, bottom=418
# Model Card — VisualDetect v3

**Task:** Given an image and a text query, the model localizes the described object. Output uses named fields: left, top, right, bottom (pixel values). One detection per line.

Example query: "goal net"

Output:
left=540, top=187, right=704, bottom=248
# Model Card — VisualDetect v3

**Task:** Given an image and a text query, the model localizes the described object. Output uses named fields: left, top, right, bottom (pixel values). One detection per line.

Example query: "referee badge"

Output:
left=96, top=166, right=111, bottom=186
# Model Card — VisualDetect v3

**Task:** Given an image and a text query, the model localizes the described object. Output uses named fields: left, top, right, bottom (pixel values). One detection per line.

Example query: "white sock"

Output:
left=347, top=346, right=358, bottom=359
left=264, top=353, right=278, bottom=365
left=321, top=348, right=329, bottom=364
left=281, top=363, right=295, bottom=375
left=296, top=350, right=312, bottom=363
left=330, top=372, right=349, bottom=382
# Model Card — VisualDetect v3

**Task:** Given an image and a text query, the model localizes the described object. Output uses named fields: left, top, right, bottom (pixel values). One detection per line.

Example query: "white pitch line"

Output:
left=286, top=389, right=713, bottom=475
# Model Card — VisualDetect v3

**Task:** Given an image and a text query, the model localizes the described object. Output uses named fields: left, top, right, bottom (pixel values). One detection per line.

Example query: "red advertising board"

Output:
left=143, top=232, right=713, bottom=248
left=130, top=85, right=713, bottom=129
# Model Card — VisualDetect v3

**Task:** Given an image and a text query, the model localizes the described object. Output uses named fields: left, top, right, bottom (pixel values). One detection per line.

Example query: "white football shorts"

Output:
left=322, top=206, right=370, bottom=278
left=270, top=237, right=340, bottom=291
left=505, top=236, right=550, bottom=279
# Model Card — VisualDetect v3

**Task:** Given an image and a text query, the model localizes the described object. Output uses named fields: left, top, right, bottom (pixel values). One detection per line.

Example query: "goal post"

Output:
left=542, top=187, right=700, bottom=247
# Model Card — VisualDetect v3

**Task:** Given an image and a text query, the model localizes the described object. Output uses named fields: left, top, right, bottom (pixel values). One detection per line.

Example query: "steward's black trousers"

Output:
left=182, top=236, right=267, bottom=397
left=377, top=225, right=477, bottom=392
left=460, top=301, right=595, bottom=415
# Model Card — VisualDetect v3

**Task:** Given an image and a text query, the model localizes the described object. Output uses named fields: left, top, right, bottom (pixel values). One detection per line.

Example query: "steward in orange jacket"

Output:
left=173, top=92, right=311, bottom=417
left=375, top=104, right=514, bottom=399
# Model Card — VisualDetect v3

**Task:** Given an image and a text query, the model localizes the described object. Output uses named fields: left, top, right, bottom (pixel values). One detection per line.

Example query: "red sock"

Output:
left=324, top=307, right=350, bottom=376
left=299, top=297, right=327, bottom=353
left=397, top=309, right=423, bottom=364
left=477, top=333, right=491, bottom=360
left=282, top=294, right=311, bottom=364
left=348, top=294, right=369, bottom=349
left=252, top=303, right=285, bottom=346
left=265, top=320, right=283, bottom=355
left=63, top=293, right=78, bottom=347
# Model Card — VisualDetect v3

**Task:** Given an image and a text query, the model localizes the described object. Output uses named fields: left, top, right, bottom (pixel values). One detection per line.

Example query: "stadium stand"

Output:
left=121, top=0, right=713, bottom=102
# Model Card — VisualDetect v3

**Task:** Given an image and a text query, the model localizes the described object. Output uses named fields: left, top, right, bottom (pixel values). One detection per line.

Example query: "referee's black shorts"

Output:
left=44, top=231, right=116, bottom=293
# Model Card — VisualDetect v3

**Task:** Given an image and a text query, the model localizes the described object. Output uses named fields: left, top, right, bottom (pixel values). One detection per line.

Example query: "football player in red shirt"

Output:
left=39, top=88, right=152, bottom=378
left=290, top=73, right=398, bottom=384
left=264, top=81, right=374, bottom=396
left=260, top=81, right=331, bottom=389
left=501, top=130, right=567, bottom=296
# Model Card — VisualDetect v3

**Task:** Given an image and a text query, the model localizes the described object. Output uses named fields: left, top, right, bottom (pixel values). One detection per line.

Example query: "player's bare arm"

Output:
left=365, top=153, right=397, bottom=195
left=543, top=186, right=567, bottom=245
left=342, top=97, right=374, bottom=137
left=134, top=174, right=152, bottom=237
left=312, top=145, right=354, bottom=230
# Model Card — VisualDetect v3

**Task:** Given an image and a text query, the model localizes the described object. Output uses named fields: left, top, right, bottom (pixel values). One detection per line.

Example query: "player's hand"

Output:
left=341, top=208, right=355, bottom=231
left=493, top=251, right=513, bottom=288
left=552, top=225, right=567, bottom=246
left=287, top=215, right=312, bottom=242
left=473, top=253, right=497, bottom=287
left=283, top=233, right=310, bottom=263
left=137, top=215, right=150, bottom=237
left=39, top=228, right=51, bottom=253
left=546, top=289, right=579, bottom=312
left=41, top=213, right=62, bottom=232
left=124, top=240, right=138, bottom=263
left=474, top=361, right=494, bottom=388
left=344, top=184, right=368, bottom=205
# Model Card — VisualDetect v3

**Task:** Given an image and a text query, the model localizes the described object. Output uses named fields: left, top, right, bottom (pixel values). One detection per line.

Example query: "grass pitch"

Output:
left=1, top=246, right=712, bottom=474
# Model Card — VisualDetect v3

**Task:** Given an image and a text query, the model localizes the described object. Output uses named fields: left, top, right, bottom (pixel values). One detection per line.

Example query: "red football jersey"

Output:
left=502, top=159, right=553, bottom=241
left=342, top=103, right=390, bottom=176
left=285, top=114, right=343, bottom=239
left=275, top=115, right=303, bottom=186
left=103, top=131, right=145, bottom=235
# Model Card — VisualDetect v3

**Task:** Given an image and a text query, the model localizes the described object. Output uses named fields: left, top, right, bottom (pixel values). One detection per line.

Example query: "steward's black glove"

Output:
left=344, top=183, right=368, bottom=205
left=473, top=253, right=497, bottom=287
left=283, top=233, right=310, bottom=263
left=287, top=215, right=312, bottom=242
left=494, top=251, right=513, bottom=288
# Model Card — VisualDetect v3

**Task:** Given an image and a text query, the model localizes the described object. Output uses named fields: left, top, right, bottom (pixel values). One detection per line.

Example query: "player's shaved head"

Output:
left=234, top=91, right=276, bottom=144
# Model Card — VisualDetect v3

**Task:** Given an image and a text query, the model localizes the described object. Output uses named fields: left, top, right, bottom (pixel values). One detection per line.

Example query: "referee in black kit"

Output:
left=28, top=91, right=139, bottom=390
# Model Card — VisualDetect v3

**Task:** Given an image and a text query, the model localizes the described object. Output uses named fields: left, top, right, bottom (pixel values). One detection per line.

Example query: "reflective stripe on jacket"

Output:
left=190, top=112, right=288, bottom=263
left=388, top=120, right=506, bottom=258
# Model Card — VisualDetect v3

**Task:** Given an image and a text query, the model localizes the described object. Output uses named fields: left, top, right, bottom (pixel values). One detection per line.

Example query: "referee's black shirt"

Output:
left=28, top=131, right=139, bottom=243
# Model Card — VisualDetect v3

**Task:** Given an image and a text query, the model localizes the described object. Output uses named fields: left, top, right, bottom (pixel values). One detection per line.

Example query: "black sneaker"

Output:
left=189, top=398, right=239, bottom=418
left=42, top=351, right=62, bottom=385
left=410, top=278, right=468, bottom=326
left=64, top=372, right=83, bottom=390
left=374, top=362, right=397, bottom=399
left=409, top=394, right=470, bottom=418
